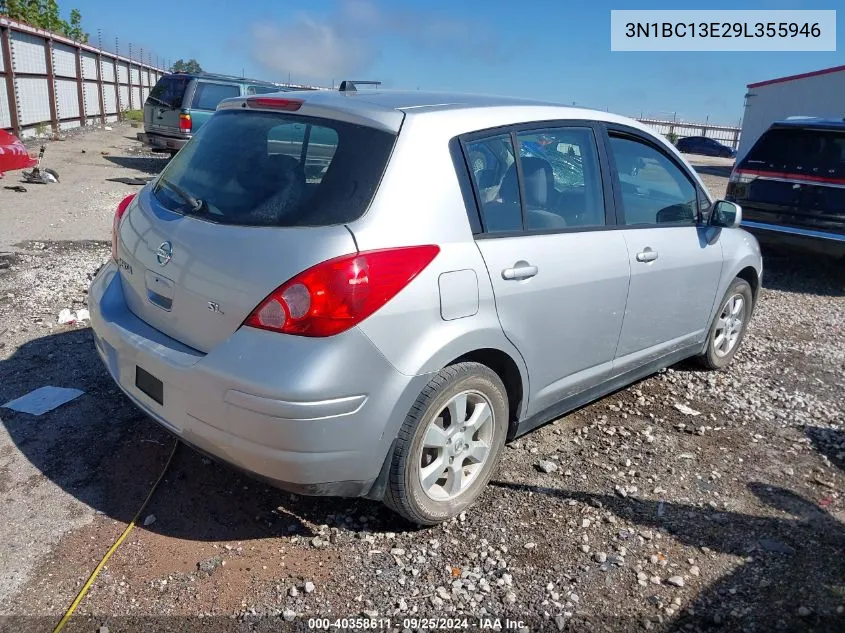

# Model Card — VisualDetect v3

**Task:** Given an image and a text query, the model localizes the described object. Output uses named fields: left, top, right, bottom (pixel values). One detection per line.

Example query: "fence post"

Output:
left=127, top=61, right=134, bottom=111
left=127, top=43, right=133, bottom=112
left=74, top=45, right=86, bottom=128
left=96, top=50, right=105, bottom=124
left=112, top=55, right=119, bottom=117
left=45, top=38, right=59, bottom=135
left=1, top=25, right=21, bottom=136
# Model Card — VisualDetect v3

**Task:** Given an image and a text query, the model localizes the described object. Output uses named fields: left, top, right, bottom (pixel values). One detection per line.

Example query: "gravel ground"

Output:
left=0, top=122, right=167, bottom=251
left=0, top=130, right=843, bottom=633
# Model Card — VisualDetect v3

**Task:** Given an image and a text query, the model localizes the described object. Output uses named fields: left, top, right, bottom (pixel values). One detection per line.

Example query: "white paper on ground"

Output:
left=57, top=308, right=75, bottom=324
left=673, top=403, right=701, bottom=416
left=75, top=308, right=90, bottom=321
left=2, top=386, right=84, bottom=415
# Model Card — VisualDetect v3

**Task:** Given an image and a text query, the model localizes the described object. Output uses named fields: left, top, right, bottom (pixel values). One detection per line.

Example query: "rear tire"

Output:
left=384, top=362, right=508, bottom=525
left=696, top=277, right=753, bottom=370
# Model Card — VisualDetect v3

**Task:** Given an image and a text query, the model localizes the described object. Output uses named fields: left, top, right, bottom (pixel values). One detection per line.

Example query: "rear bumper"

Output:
left=88, top=262, right=432, bottom=497
left=137, top=132, right=189, bottom=152
left=741, top=220, right=845, bottom=258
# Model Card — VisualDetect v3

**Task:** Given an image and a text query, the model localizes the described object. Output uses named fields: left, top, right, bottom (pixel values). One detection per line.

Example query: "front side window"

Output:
left=609, top=135, right=698, bottom=226
left=515, top=127, right=605, bottom=229
left=190, top=82, right=240, bottom=111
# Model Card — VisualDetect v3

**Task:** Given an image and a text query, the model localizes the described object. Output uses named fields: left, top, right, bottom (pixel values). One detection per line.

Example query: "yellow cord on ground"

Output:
left=52, top=440, right=180, bottom=633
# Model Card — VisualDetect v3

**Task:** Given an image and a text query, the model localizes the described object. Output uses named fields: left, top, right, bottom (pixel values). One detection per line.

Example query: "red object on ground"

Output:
left=0, top=130, right=38, bottom=176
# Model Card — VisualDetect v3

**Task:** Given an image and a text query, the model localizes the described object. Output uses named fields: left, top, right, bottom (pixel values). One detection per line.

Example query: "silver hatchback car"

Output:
left=90, top=90, right=762, bottom=524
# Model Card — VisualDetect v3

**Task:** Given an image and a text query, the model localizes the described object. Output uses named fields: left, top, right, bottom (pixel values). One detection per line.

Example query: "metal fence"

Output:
left=1, top=16, right=166, bottom=138
left=636, top=117, right=742, bottom=150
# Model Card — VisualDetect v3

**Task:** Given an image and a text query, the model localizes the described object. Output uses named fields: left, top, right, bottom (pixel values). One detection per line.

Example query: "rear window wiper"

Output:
left=147, top=95, right=173, bottom=108
left=157, top=178, right=205, bottom=213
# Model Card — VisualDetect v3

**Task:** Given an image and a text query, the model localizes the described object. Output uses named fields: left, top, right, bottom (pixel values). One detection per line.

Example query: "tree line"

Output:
left=0, top=0, right=88, bottom=43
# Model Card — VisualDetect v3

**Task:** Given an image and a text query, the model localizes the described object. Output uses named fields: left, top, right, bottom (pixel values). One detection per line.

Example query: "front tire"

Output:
left=696, top=277, right=753, bottom=370
left=384, top=362, right=508, bottom=525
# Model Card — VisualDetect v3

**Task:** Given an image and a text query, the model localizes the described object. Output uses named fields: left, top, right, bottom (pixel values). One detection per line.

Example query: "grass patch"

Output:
left=124, top=110, right=144, bottom=122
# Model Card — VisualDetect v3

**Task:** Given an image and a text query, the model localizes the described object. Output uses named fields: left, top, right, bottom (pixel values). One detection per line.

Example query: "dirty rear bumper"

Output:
left=137, top=132, right=189, bottom=152
left=88, top=261, right=432, bottom=497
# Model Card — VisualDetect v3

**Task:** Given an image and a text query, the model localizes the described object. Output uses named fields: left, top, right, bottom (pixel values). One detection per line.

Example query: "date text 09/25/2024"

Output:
left=307, top=617, right=528, bottom=630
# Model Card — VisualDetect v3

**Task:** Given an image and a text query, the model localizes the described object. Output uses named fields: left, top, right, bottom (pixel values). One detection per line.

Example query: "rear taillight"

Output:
left=726, top=168, right=756, bottom=198
left=111, top=194, right=136, bottom=261
left=244, top=245, right=440, bottom=337
left=729, top=169, right=756, bottom=184
left=179, top=113, right=192, bottom=132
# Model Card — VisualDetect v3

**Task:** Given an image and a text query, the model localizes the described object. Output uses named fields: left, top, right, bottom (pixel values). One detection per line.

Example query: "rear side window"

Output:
left=191, top=82, right=240, bottom=110
left=744, top=127, right=845, bottom=179
left=465, top=134, right=520, bottom=233
left=515, top=127, right=605, bottom=228
left=148, top=75, right=189, bottom=108
left=153, top=110, right=395, bottom=227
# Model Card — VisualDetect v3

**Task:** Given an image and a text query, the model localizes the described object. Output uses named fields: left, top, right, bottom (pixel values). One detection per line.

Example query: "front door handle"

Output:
left=502, top=261, right=538, bottom=280
left=636, top=247, right=658, bottom=263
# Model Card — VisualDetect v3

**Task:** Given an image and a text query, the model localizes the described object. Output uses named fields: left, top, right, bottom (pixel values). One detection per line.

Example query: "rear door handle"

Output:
left=636, top=247, right=658, bottom=263
left=502, top=261, right=538, bottom=280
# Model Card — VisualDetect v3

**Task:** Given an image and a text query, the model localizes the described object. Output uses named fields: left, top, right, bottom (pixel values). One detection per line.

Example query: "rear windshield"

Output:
left=148, top=75, right=190, bottom=108
left=152, top=110, right=396, bottom=227
left=744, top=127, right=845, bottom=178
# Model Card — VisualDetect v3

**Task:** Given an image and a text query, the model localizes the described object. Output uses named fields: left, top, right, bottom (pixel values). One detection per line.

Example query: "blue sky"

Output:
left=69, top=0, right=841, bottom=125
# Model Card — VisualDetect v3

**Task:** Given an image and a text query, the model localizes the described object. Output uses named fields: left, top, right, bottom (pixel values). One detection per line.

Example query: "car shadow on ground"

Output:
left=759, top=250, right=844, bottom=297
left=103, top=155, right=169, bottom=174
left=105, top=176, right=154, bottom=186
left=0, top=329, right=404, bottom=545
left=692, top=165, right=733, bottom=178
left=492, top=479, right=845, bottom=632
left=806, top=426, right=845, bottom=473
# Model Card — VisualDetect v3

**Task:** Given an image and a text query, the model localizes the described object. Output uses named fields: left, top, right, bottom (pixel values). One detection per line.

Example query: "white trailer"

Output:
left=738, top=65, right=845, bottom=161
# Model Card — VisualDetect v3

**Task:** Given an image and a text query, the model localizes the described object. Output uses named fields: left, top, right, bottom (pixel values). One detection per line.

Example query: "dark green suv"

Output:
left=139, top=72, right=290, bottom=154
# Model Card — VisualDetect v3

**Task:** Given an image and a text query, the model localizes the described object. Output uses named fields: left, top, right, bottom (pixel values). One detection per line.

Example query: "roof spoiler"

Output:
left=338, top=80, right=382, bottom=93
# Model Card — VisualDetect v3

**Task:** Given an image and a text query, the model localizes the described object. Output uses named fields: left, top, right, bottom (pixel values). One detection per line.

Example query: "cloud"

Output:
left=250, top=0, right=505, bottom=84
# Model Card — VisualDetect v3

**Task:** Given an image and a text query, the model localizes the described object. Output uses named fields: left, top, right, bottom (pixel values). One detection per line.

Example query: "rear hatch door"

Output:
left=145, top=74, right=191, bottom=135
left=117, top=104, right=398, bottom=353
left=731, top=126, right=845, bottom=234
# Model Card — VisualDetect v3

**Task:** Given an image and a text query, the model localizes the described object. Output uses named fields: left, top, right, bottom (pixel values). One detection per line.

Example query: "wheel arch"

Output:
left=736, top=265, right=761, bottom=304
left=445, top=347, right=527, bottom=437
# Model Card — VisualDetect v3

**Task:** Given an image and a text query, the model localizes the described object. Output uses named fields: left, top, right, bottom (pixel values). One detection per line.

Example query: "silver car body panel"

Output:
left=91, top=90, right=763, bottom=495
left=613, top=226, right=723, bottom=370
left=116, top=188, right=358, bottom=353
left=90, top=263, right=433, bottom=490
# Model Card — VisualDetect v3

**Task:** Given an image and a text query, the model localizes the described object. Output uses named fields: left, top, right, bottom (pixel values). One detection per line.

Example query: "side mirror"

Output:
left=711, top=200, right=742, bottom=228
